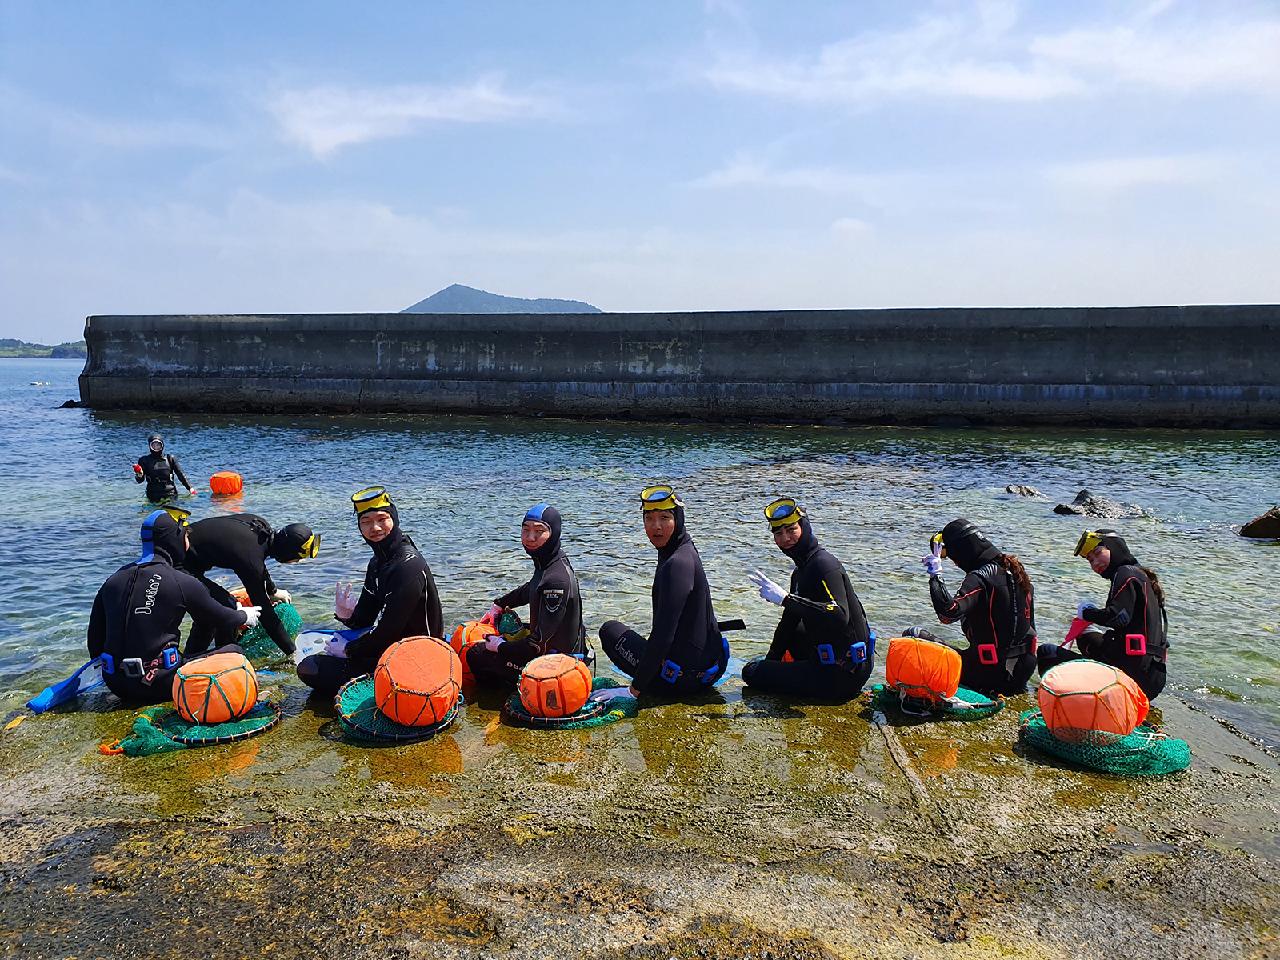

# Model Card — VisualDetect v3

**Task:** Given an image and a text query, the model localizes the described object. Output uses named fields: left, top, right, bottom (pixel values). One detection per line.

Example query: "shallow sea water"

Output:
left=1, top=358, right=1276, bottom=747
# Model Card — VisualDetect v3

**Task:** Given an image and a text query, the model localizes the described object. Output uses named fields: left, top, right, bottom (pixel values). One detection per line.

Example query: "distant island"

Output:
left=402, top=283, right=601, bottom=315
left=0, top=338, right=87, bottom=359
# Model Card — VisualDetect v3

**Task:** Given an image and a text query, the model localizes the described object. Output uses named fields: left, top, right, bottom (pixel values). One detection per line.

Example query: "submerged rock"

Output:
left=1005, top=484, right=1042, bottom=497
left=1240, top=507, right=1280, bottom=539
left=1053, top=489, right=1145, bottom=519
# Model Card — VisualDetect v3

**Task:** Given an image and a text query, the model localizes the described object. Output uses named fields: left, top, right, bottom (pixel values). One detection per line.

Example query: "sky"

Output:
left=1, top=0, right=1278, bottom=342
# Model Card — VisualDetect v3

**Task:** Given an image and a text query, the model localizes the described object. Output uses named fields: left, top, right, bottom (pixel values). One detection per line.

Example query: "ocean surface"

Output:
left=1, top=358, right=1276, bottom=747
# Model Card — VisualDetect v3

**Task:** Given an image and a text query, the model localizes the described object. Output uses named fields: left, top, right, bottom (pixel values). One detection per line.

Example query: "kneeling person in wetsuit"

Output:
left=296, top=486, right=444, bottom=696
left=133, top=433, right=196, bottom=502
left=743, top=498, right=874, bottom=702
left=469, top=503, right=589, bottom=687
left=182, top=514, right=319, bottom=657
left=87, top=508, right=262, bottom=705
left=600, top=484, right=728, bottom=697
left=1038, top=529, right=1168, bottom=701
left=921, top=519, right=1038, bottom=696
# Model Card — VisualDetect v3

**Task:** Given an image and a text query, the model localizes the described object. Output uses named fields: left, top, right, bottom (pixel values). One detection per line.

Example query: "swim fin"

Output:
left=27, top=657, right=105, bottom=713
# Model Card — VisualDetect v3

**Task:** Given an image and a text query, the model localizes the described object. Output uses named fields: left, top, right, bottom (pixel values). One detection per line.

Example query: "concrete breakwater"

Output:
left=78, top=305, right=1280, bottom=425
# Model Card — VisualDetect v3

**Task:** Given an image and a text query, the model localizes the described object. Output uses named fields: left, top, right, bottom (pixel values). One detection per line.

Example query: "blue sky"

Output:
left=1, top=0, right=1278, bottom=341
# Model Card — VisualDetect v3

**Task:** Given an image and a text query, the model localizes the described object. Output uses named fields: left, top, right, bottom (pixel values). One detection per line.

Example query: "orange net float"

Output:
left=518, top=653, right=593, bottom=719
left=172, top=652, right=259, bottom=724
left=1037, top=659, right=1149, bottom=745
left=209, top=471, right=244, bottom=496
left=448, top=620, right=496, bottom=656
left=374, top=636, right=461, bottom=727
left=884, top=636, right=962, bottom=703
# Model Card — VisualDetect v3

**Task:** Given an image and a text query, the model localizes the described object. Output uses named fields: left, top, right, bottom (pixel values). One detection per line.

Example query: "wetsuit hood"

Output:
left=139, top=510, right=185, bottom=565
left=146, top=432, right=164, bottom=453
left=656, top=504, right=689, bottom=562
left=1099, top=531, right=1138, bottom=579
left=782, top=514, right=820, bottom=565
left=359, top=502, right=405, bottom=560
left=271, top=523, right=317, bottom=563
left=941, top=518, right=1001, bottom=572
left=522, top=503, right=563, bottom=568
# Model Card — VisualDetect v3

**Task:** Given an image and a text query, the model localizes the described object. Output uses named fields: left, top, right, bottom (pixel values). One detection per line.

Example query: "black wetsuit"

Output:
left=136, top=449, right=191, bottom=502
left=87, top=513, right=245, bottom=704
left=742, top=516, right=874, bottom=702
left=468, top=506, right=588, bottom=686
left=297, top=506, right=443, bottom=696
left=1039, top=533, right=1167, bottom=700
left=182, top=514, right=294, bottom=656
left=601, top=505, right=726, bottom=696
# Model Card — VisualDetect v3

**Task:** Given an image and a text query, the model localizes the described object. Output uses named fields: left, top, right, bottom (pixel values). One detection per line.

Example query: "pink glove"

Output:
left=484, top=635, right=503, bottom=653
left=479, top=603, right=502, bottom=626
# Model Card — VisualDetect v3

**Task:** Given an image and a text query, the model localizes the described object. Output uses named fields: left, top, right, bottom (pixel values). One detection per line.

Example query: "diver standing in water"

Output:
left=87, top=507, right=261, bottom=705
left=133, top=433, right=197, bottom=501
left=919, top=518, right=1038, bottom=696
left=182, top=514, right=319, bottom=656
left=1038, top=529, right=1168, bottom=700
left=599, top=484, right=728, bottom=697
left=742, top=498, right=874, bottom=702
left=296, top=486, right=443, bottom=696
left=468, top=503, right=589, bottom=687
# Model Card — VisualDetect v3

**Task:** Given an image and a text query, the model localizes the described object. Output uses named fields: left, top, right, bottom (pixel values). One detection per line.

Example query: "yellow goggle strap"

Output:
left=929, top=531, right=946, bottom=558
left=351, top=485, right=392, bottom=515
left=640, top=484, right=680, bottom=512
left=1074, top=530, right=1103, bottom=557
left=161, top=505, right=192, bottom=527
left=300, top=532, right=320, bottom=559
left=764, top=497, right=804, bottom=530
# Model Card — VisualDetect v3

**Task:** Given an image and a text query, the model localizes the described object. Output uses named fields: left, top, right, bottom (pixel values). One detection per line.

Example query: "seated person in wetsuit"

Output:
left=468, top=503, right=589, bottom=687
left=920, top=518, right=1038, bottom=696
left=87, top=507, right=261, bottom=705
left=600, top=484, right=728, bottom=698
left=296, top=486, right=443, bottom=696
left=133, top=433, right=197, bottom=501
left=182, top=514, right=319, bottom=656
left=742, top=498, right=874, bottom=702
left=1037, top=529, right=1168, bottom=701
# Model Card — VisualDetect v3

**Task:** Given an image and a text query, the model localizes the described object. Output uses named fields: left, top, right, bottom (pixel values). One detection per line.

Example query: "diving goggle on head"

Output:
left=640, top=484, right=681, bottom=512
left=351, top=485, right=393, bottom=516
left=1074, top=530, right=1105, bottom=557
left=298, top=531, right=321, bottom=559
left=764, top=497, right=804, bottom=530
left=160, top=505, right=192, bottom=527
left=929, top=531, right=947, bottom=558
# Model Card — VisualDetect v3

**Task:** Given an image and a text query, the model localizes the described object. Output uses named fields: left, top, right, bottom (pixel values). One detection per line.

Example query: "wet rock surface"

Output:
left=1004, top=485, right=1042, bottom=497
left=1053, top=489, right=1146, bottom=519
left=1240, top=507, right=1280, bottom=539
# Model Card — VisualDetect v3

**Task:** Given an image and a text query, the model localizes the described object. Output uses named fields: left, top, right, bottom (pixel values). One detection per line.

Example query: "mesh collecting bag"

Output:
left=502, top=678, right=638, bottom=729
left=866, top=683, right=1005, bottom=721
left=240, top=601, right=304, bottom=661
left=1018, top=709, right=1191, bottom=776
left=105, top=699, right=282, bottom=757
left=335, top=674, right=463, bottom=743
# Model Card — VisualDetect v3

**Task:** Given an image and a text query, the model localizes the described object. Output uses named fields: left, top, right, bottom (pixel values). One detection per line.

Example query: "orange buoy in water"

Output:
left=209, top=471, right=244, bottom=496
left=172, top=652, right=258, bottom=724
left=885, top=636, right=962, bottom=702
left=374, top=636, right=461, bottom=727
left=1038, top=659, right=1149, bottom=745
left=519, top=653, right=592, bottom=718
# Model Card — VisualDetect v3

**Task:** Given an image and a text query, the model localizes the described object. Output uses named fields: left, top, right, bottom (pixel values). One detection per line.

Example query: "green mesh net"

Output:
left=106, top=700, right=282, bottom=758
left=866, top=683, right=1004, bottom=721
left=501, top=678, right=638, bottom=729
left=335, top=674, right=464, bottom=743
left=240, top=601, right=303, bottom=661
left=1018, top=709, right=1191, bottom=776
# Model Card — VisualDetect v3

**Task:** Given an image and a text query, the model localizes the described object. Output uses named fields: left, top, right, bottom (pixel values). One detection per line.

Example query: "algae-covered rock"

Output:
left=1005, top=484, right=1041, bottom=497
left=1240, top=506, right=1280, bottom=539
left=1053, top=489, right=1144, bottom=519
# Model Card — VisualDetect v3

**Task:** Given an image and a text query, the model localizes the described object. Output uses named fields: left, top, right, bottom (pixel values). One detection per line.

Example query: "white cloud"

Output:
left=267, top=76, right=559, bottom=157
left=1045, top=154, right=1225, bottom=193
left=690, top=156, right=889, bottom=196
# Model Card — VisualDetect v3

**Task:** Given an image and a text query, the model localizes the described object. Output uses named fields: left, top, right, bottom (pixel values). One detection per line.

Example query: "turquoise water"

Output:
left=2, top=358, right=1277, bottom=747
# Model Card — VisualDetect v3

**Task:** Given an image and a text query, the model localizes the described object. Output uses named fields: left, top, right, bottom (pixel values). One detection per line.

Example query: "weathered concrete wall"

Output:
left=78, top=305, right=1280, bottom=426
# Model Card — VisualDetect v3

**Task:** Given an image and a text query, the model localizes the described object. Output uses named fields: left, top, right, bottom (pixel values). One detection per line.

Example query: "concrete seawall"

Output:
left=78, top=305, right=1280, bottom=426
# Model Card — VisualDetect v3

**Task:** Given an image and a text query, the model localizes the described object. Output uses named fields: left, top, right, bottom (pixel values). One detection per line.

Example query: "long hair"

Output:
left=1140, top=566, right=1166, bottom=610
left=998, top=553, right=1034, bottom=607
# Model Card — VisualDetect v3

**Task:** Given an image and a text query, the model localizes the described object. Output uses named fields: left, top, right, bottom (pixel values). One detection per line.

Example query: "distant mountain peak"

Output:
left=402, top=284, right=601, bottom=315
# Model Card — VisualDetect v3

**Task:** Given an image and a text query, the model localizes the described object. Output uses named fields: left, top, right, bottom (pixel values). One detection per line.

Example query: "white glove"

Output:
left=484, top=635, right=503, bottom=653
left=273, top=588, right=292, bottom=604
left=748, top=570, right=787, bottom=606
left=1076, top=601, right=1097, bottom=619
left=922, top=540, right=943, bottom=576
left=589, top=686, right=635, bottom=703
left=187, top=486, right=200, bottom=495
left=479, top=603, right=502, bottom=626
left=335, top=581, right=356, bottom=620
left=240, top=605, right=263, bottom=629
left=323, top=635, right=350, bottom=658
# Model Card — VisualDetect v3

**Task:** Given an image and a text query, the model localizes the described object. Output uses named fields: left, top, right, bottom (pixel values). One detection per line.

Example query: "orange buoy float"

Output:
left=884, top=636, right=962, bottom=703
left=449, top=620, right=498, bottom=685
left=374, top=636, right=461, bottom=727
left=209, top=471, right=244, bottom=496
left=518, top=653, right=592, bottom=718
left=172, top=652, right=259, bottom=724
left=1038, top=659, right=1149, bottom=745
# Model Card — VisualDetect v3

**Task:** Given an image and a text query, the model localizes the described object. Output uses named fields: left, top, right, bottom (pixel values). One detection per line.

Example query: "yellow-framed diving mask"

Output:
left=764, top=497, right=804, bottom=530
left=640, top=484, right=680, bottom=512
left=929, top=531, right=946, bottom=558
left=299, top=532, right=321, bottom=559
left=161, top=505, right=192, bottom=527
left=1074, top=530, right=1104, bottom=558
left=351, top=485, right=392, bottom=516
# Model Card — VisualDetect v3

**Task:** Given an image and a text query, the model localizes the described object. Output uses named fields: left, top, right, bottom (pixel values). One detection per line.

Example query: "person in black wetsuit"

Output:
left=1037, top=529, right=1168, bottom=700
left=918, top=518, right=1038, bottom=696
left=599, top=484, right=728, bottom=697
left=87, top=508, right=261, bottom=705
left=742, top=498, right=874, bottom=702
left=468, top=503, right=589, bottom=687
left=133, top=433, right=196, bottom=501
left=296, top=486, right=443, bottom=696
left=182, top=515, right=319, bottom=657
